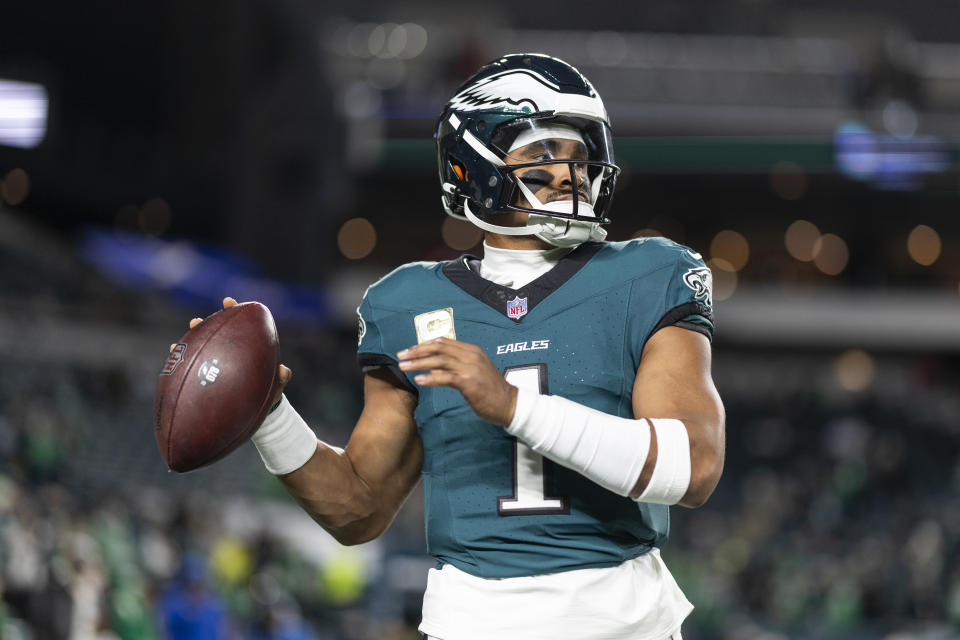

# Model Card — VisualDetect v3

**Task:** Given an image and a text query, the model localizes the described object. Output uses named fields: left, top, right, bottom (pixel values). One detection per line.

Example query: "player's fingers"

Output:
left=397, top=338, right=463, bottom=360
left=413, top=369, right=456, bottom=387
left=267, top=365, right=292, bottom=410
left=412, top=341, right=489, bottom=372
left=189, top=317, right=203, bottom=329
left=169, top=343, right=176, bottom=352
left=397, top=353, right=457, bottom=373
left=223, top=297, right=237, bottom=308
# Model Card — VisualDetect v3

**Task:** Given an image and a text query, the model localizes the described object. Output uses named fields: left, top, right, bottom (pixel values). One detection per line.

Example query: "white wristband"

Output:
left=637, top=418, right=691, bottom=505
left=251, top=395, right=318, bottom=475
left=507, top=387, right=651, bottom=497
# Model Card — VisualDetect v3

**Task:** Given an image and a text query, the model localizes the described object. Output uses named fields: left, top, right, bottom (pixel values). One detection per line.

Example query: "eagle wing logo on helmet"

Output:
left=682, top=267, right=713, bottom=308
left=447, top=70, right=562, bottom=114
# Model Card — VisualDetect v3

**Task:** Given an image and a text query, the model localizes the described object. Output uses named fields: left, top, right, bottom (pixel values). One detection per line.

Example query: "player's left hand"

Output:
left=397, top=338, right=517, bottom=427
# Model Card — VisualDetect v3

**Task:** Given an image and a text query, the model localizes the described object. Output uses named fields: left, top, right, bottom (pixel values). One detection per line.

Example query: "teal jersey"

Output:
left=357, top=238, right=714, bottom=579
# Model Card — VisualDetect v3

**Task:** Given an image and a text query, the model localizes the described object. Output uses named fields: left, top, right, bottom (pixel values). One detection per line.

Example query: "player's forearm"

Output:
left=253, top=395, right=416, bottom=545
left=250, top=395, right=384, bottom=544
left=253, top=382, right=425, bottom=545
left=276, top=446, right=395, bottom=545
left=675, top=416, right=725, bottom=508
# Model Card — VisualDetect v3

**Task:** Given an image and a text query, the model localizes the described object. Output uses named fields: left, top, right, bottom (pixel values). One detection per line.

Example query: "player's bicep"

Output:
left=633, top=326, right=720, bottom=422
left=344, top=370, right=423, bottom=502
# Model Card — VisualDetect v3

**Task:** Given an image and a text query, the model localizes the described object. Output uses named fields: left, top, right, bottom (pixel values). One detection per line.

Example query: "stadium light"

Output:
left=0, top=79, right=48, bottom=149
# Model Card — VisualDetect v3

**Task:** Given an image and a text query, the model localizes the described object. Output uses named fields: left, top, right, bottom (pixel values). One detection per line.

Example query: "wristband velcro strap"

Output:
left=506, top=387, right=651, bottom=497
left=637, top=418, right=691, bottom=505
left=251, top=395, right=318, bottom=475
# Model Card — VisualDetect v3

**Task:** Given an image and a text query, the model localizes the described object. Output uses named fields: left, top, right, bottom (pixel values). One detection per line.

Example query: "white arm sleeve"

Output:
left=506, top=387, right=691, bottom=504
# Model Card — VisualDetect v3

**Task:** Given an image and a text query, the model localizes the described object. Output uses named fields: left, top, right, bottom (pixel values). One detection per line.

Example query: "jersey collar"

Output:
left=441, top=241, right=604, bottom=322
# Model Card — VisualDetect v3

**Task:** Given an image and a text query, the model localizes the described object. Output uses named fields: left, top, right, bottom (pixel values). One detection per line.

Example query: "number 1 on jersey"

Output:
left=498, top=364, right=569, bottom=515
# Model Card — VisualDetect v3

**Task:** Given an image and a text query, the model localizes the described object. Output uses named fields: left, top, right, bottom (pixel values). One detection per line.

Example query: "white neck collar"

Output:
left=479, top=242, right=572, bottom=289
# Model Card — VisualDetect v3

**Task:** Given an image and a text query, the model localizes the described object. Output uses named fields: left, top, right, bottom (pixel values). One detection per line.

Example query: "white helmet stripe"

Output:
left=447, top=113, right=505, bottom=167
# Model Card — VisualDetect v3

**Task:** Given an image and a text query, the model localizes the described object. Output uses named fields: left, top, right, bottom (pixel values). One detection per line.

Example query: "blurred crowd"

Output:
left=671, top=360, right=960, bottom=639
left=1, top=203, right=959, bottom=639
left=2, top=336, right=959, bottom=639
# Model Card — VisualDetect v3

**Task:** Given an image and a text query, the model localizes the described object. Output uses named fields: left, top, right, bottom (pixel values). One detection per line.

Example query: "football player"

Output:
left=201, top=54, right=724, bottom=639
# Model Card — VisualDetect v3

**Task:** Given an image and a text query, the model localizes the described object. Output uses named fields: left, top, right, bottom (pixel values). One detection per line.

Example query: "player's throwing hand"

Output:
left=397, top=338, right=518, bottom=427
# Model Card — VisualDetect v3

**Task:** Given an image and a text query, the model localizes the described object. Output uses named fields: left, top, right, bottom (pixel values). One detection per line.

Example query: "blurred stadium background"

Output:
left=2, top=1, right=959, bottom=638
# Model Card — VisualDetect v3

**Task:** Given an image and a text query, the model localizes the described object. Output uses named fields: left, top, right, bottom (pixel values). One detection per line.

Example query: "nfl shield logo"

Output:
left=506, top=296, right=527, bottom=320
left=161, top=343, right=187, bottom=375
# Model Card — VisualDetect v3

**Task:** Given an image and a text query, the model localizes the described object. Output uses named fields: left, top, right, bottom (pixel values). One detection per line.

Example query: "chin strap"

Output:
left=462, top=200, right=606, bottom=247
left=531, top=214, right=607, bottom=248
left=463, top=200, right=545, bottom=236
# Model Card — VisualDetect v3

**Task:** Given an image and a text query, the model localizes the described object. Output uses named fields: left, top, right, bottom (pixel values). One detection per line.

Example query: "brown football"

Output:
left=153, top=302, right=279, bottom=472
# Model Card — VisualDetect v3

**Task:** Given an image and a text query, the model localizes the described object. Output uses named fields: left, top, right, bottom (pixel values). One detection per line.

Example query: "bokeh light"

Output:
left=337, top=217, right=377, bottom=259
left=394, top=23, right=428, bottom=59
left=770, top=161, right=807, bottom=200
left=907, top=224, right=941, bottom=266
left=441, top=216, right=482, bottom=251
left=342, top=22, right=426, bottom=60
left=834, top=349, right=875, bottom=392
left=319, top=548, right=367, bottom=606
left=882, top=99, right=918, bottom=138
left=784, top=219, right=820, bottom=261
left=368, top=23, right=389, bottom=58
left=347, top=23, right=375, bottom=57
left=386, top=25, right=408, bottom=58
left=813, top=233, right=849, bottom=275
left=708, top=257, right=737, bottom=301
left=1, top=168, right=30, bottom=205
left=710, top=230, right=750, bottom=271
left=647, top=215, right=685, bottom=243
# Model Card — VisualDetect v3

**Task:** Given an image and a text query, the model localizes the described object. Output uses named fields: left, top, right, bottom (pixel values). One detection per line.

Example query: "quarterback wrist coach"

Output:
left=252, top=394, right=318, bottom=475
left=507, top=387, right=691, bottom=504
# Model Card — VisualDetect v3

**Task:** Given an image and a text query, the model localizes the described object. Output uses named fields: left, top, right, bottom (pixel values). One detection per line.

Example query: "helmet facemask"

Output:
left=454, top=117, right=619, bottom=247
left=494, top=119, right=616, bottom=246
